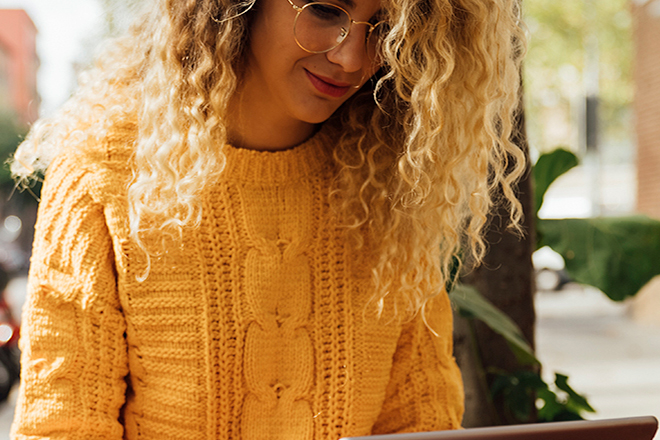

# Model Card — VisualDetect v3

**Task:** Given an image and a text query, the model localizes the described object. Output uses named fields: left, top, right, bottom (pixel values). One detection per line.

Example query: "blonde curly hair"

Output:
left=11, top=0, right=526, bottom=318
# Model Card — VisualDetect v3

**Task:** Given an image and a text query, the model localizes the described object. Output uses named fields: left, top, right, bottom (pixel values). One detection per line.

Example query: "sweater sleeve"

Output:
left=371, top=291, right=464, bottom=434
left=11, top=154, right=129, bottom=440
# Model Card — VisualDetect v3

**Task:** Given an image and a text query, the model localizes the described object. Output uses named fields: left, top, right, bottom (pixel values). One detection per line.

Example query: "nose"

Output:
left=325, top=25, right=368, bottom=73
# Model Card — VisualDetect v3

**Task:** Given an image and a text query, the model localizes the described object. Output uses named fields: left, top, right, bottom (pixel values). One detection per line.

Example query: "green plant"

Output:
left=452, top=146, right=660, bottom=424
left=449, top=284, right=594, bottom=423
left=458, top=146, right=660, bottom=424
left=490, top=370, right=595, bottom=423
left=450, top=284, right=537, bottom=367
left=534, top=148, right=660, bottom=301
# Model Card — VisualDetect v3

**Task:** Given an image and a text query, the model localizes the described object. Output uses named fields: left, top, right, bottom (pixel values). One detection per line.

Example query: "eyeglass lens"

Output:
left=293, top=3, right=387, bottom=60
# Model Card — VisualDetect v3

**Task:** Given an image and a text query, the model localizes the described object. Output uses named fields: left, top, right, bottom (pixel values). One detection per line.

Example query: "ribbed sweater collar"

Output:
left=221, top=129, right=333, bottom=184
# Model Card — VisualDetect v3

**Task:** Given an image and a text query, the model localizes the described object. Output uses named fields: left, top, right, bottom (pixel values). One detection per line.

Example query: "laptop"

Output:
left=341, top=416, right=659, bottom=440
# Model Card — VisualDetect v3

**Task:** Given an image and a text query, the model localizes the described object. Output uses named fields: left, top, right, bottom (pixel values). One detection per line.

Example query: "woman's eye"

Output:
left=307, top=3, right=345, bottom=22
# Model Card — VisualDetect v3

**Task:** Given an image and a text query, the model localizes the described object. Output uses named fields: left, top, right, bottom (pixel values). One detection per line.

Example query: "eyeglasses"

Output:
left=286, top=0, right=389, bottom=61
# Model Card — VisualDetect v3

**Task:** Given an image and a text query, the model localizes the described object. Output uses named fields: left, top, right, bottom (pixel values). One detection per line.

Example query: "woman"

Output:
left=10, top=0, right=525, bottom=438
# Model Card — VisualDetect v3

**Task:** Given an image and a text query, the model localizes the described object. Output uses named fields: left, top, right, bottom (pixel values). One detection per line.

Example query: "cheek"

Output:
left=253, top=28, right=309, bottom=81
left=249, top=5, right=299, bottom=62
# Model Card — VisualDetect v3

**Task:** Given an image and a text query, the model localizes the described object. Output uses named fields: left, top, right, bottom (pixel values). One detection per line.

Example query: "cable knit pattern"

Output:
left=11, top=123, right=464, bottom=440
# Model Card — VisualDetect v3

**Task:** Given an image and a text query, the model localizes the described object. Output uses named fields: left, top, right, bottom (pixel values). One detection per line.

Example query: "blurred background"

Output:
left=0, top=0, right=658, bottom=438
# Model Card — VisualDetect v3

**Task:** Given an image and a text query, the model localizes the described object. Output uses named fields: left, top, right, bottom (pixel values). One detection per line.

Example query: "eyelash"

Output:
left=301, top=0, right=383, bottom=24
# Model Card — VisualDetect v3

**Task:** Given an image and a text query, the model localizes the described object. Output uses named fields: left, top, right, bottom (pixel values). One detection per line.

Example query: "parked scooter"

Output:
left=0, top=266, right=20, bottom=402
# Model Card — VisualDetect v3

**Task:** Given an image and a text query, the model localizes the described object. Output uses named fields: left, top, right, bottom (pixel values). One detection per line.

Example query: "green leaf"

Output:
left=538, top=216, right=660, bottom=301
left=491, top=370, right=593, bottom=423
left=490, top=373, right=514, bottom=399
left=449, top=285, right=539, bottom=366
left=509, top=384, right=534, bottom=420
left=490, top=370, right=548, bottom=423
left=537, top=387, right=565, bottom=422
left=555, top=373, right=596, bottom=413
left=533, top=148, right=579, bottom=218
left=489, top=370, right=536, bottom=422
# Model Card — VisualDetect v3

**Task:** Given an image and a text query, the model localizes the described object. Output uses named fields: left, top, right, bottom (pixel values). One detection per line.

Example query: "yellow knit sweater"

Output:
left=12, top=124, right=464, bottom=440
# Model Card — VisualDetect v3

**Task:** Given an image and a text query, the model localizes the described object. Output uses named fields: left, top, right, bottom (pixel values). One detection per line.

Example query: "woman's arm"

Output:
left=11, top=154, right=129, bottom=440
left=372, top=291, right=464, bottom=434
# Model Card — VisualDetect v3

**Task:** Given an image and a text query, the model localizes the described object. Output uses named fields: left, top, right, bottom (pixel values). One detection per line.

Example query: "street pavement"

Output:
left=535, top=284, right=660, bottom=439
left=0, top=281, right=658, bottom=439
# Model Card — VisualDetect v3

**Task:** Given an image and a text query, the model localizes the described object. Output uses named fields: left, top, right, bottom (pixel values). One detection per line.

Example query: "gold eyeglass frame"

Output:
left=285, top=0, right=387, bottom=56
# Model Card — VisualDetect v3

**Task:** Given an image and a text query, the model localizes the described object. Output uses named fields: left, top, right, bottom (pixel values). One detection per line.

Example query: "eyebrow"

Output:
left=332, top=0, right=385, bottom=22
left=335, top=0, right=356, bottom=9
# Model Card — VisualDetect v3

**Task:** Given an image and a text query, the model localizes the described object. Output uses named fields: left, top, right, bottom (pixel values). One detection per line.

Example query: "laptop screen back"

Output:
left=341, top=416, right=659, bottom=440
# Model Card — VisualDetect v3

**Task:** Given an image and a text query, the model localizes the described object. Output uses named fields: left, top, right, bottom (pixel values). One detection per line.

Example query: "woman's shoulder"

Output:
left=46, top=120, right=137, bottom=204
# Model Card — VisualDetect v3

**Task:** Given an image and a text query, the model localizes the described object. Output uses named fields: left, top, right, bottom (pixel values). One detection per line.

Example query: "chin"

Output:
left=295, top=105, right=342, bottom=125
left=288, top=90, right=353, bottom=125
left=304, top=113, right=337, bottom=125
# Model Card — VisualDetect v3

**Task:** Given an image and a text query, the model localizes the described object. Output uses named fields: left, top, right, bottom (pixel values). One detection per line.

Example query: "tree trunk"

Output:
left=454, top=98, right=537, bottom=427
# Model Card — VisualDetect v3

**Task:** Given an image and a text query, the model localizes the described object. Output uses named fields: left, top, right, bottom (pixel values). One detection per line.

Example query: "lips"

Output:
left=305, top=70, right=352, bottom=98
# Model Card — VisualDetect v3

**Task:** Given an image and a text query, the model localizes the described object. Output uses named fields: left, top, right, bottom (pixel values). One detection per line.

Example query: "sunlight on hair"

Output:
left=10, top=0, right=526, bottom=321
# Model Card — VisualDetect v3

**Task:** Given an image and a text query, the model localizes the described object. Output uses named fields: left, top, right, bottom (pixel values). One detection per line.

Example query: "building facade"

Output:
left=0, top=9, right=39, bottom=126
left=631, top=0, right=660, bottom=324
left=0, top=41, right=11, bottom=112
left=634, top=0, right=660, bottom=219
